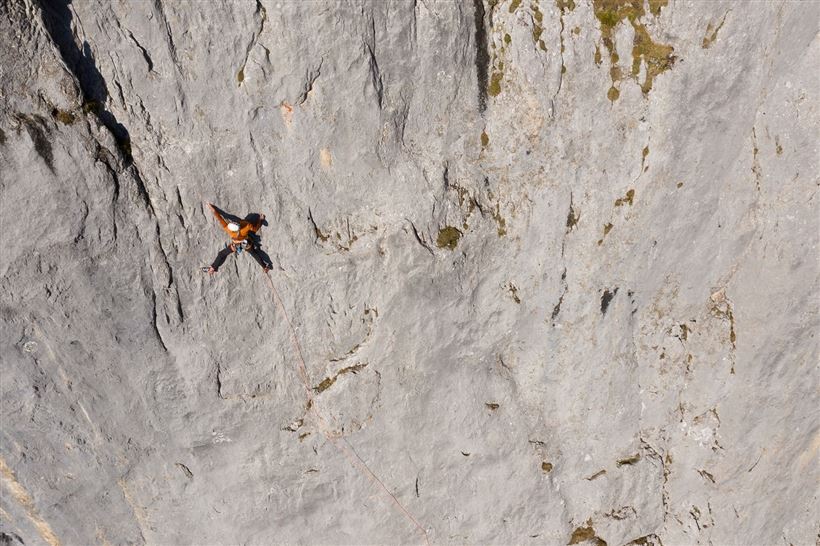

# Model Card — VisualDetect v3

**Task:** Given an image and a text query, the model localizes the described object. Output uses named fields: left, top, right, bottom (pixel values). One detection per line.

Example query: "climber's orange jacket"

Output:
left=209, top=204, right=263, bottom=244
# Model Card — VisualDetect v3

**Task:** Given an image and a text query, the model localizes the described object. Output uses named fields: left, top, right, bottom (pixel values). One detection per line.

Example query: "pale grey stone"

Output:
left=1, top=1, right=818, bottom=545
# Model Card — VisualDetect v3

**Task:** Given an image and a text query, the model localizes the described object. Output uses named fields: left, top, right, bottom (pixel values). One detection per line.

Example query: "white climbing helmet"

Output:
left=227, top=222, right=240, bottom=232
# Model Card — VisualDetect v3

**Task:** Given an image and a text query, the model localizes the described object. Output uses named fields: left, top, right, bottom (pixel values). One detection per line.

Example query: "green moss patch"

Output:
left=647, top=0, right=668, bottom=17
left=532, top=1, right=546, bottom=46
left=488, top=71, right=504, bottom=96
left=592, top=0, right=674, bottom=99
left=556, top=0, right=576, bottom=12
left=607, top=86, right=620, bottom=101
left=631, top=24, right=675, bottom=93
left=436, top=226, right=462, bottom=250
left=487, top=19, right=511, bottom=97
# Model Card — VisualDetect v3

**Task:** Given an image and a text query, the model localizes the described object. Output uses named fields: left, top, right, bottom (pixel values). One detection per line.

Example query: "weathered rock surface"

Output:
left=1, top=0, right=818, bottom=544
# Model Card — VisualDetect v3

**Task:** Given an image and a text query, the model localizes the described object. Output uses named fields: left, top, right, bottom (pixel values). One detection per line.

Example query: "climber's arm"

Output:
left=239, top=214, right=265, bottom=239
left=208, top=203, right=231, bottom=233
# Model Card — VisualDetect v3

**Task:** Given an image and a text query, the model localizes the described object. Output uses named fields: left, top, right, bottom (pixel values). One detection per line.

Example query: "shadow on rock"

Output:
left=38, top=0, right=133, bottom=165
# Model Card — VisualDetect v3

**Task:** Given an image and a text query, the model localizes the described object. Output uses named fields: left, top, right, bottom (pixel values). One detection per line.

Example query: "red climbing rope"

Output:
left=263, top=271, right=431, bottom=546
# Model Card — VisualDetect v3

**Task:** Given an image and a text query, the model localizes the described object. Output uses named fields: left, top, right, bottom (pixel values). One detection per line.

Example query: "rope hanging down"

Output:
left=263, top=271, right=431, bottom=546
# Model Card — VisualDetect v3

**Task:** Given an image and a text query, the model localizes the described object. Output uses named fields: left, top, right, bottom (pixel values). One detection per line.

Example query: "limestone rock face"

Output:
left=1, top=1, right=818, bottom=544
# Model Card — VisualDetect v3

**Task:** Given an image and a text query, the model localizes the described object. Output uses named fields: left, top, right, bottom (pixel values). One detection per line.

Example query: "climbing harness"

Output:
left=262, top=271, right=431, bottom=545
left=231, top=240, right=248, bottom=254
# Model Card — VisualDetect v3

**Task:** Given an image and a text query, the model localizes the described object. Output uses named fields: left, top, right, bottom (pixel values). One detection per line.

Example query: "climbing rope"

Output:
left=263, top=271, right=431, bottom=546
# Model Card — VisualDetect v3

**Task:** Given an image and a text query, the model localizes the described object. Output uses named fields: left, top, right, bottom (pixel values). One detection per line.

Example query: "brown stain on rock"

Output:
left=597, top=222, right=614, bottom=245
left=710, top=288, right=737, bottom=373
left=614, top=189, right=635, bottom=206
left=625, top=535, right=661, bottom=545
left=492, top=204, right=507, bottom=236
left=320, top=148, right=333, bottom=169
left=508, top=282, right=521, bottom=304
left=0, top=457, right=61, bottom=546
left=314, top=363, right=368, bottom=394
left=616, top=453, right=641, bottom=466
left=702, top=13, right=727, bottom=49
left=280, top=102, right=293, bottom=126
left=566, top=201, right=580, bottom=231
left=568, top=518, right=607, bottom=545
left=51, top=108, right=76, bottom=125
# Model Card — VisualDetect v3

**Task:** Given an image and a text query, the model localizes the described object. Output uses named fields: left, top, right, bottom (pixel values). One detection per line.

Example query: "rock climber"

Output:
left=203, top=202, right=273, bottom=274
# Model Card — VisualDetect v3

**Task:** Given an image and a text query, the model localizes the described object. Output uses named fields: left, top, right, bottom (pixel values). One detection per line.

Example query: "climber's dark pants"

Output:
left=211, top=246, right=234, bottom=271
left=248, top=247, right=273, bottom=270
left=211, top=244, right=272, bottom=271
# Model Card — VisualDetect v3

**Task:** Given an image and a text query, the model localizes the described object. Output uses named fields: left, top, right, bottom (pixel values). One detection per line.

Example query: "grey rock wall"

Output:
left=1, top=0, right=818, bottom=545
